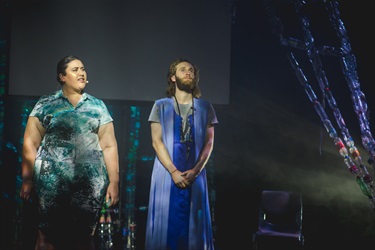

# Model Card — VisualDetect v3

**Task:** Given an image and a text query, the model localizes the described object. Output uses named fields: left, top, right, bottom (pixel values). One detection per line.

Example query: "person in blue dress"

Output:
left=145, top=58, right=218, bottom=250
left=19, top=55, right=120, bottom=249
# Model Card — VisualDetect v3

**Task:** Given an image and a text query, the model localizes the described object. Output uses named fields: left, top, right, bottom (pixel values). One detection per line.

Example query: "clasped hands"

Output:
left=171, top=169, right=198, bottom=189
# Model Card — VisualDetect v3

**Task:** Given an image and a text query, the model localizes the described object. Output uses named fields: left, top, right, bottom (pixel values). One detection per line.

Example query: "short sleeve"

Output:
left=98, top=100, right=113, bottom=126
left=208, top=104, right=218, bottom=125
left=148, top=103, right=160, bottom=123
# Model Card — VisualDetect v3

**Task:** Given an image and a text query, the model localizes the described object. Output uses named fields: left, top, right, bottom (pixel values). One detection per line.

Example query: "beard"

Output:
left=175, top=76, right=196, bottom=93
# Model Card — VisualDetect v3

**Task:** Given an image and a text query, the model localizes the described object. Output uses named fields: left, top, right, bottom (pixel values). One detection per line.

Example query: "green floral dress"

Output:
left=30, top=90, right=112, bottom=238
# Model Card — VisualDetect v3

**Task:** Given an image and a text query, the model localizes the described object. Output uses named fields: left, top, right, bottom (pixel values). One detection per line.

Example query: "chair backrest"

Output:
left=258, top=190, right=303, bottom=235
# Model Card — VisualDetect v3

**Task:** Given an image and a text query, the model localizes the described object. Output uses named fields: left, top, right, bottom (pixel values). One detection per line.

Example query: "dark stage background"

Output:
left=1, top=1, right=375, bottom=250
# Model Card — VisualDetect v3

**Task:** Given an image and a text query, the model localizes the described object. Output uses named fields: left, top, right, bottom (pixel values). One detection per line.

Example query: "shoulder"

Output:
left=84, top=93, right=107, bottom=106
left=155, top=97, right=172, bottom=104
left=194, top=98, right=212, bottom=109
left=155, top=97, right=172, bottom=105
left=34, top=91, right=61, bottom=107
left=39, top=91, right=60, bottom=101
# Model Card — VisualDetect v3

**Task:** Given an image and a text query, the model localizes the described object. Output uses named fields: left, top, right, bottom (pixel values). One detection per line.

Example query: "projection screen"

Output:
left=9, top=0, right=231, bottom=104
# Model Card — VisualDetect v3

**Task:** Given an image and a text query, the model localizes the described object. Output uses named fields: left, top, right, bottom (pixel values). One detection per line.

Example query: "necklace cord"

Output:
left=173, top=96, right=194, bottom=142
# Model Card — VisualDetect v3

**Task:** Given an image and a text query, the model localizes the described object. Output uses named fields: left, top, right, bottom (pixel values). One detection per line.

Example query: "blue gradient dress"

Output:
left=30, top=90, right=112, bottom=238
left=146, top=97, right=218, bottom=250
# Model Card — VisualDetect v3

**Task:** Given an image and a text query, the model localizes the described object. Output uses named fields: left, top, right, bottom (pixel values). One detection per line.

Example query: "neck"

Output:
left=174, top=90, right=192, bottom=104
left=62, top=87, right=83, bottom=97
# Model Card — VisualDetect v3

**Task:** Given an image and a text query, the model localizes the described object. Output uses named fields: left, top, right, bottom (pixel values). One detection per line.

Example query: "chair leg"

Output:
left=252, top=233, right=258, bottom=250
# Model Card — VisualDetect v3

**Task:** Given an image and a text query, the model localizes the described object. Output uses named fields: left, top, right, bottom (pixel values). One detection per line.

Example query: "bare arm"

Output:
left=150, top=122, right=188, bottom=189
left=98, top=122, right=119, bottom=206
left=20, top=116, right=45, bottom=200
left=182, top=124, right=215, bottom=183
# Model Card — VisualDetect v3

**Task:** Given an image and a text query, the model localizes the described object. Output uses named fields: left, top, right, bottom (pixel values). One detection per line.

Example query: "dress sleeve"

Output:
left=207, top=103, right=218, bottom=125
left=99, top=100, right=113, bottom=126
left=29, top=96, right=49, bottom=126
left=148, top=102, right=160, bottom=123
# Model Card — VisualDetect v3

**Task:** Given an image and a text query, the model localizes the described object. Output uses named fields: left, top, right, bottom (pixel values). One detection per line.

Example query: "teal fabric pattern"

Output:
left=30, top=89, right=112, bottom=236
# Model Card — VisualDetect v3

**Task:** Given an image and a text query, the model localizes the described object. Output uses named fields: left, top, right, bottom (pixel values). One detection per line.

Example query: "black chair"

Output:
left=252, top=190, right=304, bottom=250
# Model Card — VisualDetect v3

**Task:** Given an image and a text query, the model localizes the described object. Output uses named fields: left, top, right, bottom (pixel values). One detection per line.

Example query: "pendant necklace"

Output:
left=173, top=95, right=194, bottom=158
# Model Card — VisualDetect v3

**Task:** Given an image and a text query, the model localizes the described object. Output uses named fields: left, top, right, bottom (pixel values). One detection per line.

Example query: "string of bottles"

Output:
left=324, top=1, right=375, bottom=165
left=263, top=0, right=375, bottom=210
left=288, top=52, right=375, bottom=209
left=98, top=199, right=114, bottom=250
left=123, top=106, right=141, bottom=250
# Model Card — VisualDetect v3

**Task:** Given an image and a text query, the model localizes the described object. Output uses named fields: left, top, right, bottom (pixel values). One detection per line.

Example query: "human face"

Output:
left=172, top=62, right=196, bottom=93
left=59, top=59, right=87, bottom=93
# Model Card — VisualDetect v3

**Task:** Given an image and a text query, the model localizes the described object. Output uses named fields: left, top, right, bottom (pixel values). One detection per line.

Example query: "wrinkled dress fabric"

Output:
left=30, top=90, right=112, bottom=239
left=145, top=97, right=215, bottom=250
